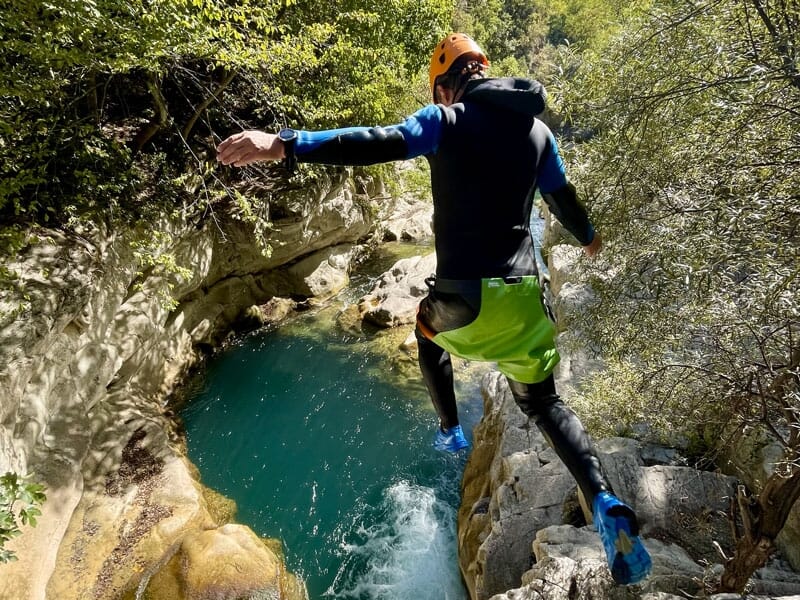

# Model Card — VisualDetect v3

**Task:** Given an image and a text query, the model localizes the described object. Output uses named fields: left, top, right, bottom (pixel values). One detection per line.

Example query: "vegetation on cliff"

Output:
left=557, top=0, right=800, bottom=591
left=0, top=473, right=46, bottom=563
left=0, top=0, right=452, bottom=229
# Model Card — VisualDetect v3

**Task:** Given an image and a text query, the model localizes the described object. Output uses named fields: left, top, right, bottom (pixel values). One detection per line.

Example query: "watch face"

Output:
left=279, top=129, right=296, bottom=142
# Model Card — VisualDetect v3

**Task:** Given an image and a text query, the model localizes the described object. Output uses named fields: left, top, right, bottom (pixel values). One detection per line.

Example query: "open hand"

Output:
left=216, top=130, right=285, bottom=167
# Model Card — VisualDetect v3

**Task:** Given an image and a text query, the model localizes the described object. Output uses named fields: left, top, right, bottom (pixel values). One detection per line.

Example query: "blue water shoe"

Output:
left=433, top=424, right=470, bottom=453
left=592, top=491, right=652, bottom=585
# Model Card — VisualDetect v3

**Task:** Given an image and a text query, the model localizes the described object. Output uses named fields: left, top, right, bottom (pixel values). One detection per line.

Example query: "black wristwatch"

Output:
left=278, top=128, right=297, bottom=173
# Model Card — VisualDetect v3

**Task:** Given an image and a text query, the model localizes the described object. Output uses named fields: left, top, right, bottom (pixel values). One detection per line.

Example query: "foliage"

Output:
left=453, top=0, right=651, bottom=77
left=130, top=231, right=194, bottom=311
left=558, top=0, right=799, bottom=590
left=560, top=0, right=799, bottom=443
left=0, top=472, right=46, bottom=563
left=0, top=0, right=452, bottom=231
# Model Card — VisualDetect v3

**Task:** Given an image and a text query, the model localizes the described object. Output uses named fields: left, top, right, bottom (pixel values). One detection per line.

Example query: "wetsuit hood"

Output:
left=461, top=77, right=547, bottom=116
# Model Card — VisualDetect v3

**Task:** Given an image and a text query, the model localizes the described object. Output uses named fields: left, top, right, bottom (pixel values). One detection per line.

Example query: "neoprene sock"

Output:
left=416, top=327, right=460, bottom=430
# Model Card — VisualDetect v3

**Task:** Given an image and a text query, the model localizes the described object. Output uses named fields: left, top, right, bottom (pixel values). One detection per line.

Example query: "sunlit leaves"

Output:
left=559, top=0, right=800, bottom=447
left=0, top=472, right=46, bottom=564
left=0, top=0, right=451, bottom=225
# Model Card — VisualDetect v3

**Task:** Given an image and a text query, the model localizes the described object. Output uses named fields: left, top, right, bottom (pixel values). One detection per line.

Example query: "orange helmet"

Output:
left=428, top=33, right=489, bottom=96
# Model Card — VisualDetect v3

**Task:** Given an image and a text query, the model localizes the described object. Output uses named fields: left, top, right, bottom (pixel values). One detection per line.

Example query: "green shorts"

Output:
left=432, top=276, right=559, bottom=384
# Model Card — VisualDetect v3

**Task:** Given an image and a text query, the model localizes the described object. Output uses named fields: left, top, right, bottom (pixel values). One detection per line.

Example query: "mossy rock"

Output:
left=202, top=485, right=237, bottom=525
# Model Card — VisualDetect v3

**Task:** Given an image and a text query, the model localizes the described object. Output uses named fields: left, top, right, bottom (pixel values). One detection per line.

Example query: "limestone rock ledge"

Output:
left=0, top=170, right=377, bottom=600
left=459, top=372, right=800, bottom=600
left=457, top=237, right=800, bottom=600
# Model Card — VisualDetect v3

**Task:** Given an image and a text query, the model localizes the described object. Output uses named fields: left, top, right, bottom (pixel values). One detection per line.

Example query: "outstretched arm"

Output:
left=216, top=104, right=443, bottom=168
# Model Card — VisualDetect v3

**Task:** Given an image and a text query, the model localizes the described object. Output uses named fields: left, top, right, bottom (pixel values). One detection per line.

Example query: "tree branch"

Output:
left=132, top=73, right=171, bottom=152
left=750, top=0, right=800, bottom=90
left=181, top=69, right=238, bottom=141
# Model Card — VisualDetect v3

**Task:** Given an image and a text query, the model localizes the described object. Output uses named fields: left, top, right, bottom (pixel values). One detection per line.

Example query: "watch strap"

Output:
left=279, top=128, right=297, bottom=173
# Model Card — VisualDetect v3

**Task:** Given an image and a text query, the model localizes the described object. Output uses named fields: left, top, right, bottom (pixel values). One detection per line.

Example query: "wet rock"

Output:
left=260, top=297, right=298, bottom=324
left=142, top=524, right=307, bottom=600
left=235, top=304, right=268, bottom=333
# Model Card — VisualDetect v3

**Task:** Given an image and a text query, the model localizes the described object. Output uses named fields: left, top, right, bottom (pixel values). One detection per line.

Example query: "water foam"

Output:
left=327, top=480, right=466, bottom=600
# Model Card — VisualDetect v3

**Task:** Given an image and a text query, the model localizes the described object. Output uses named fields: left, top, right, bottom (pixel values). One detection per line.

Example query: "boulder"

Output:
left=358, top=253, right=436, bottom=327
left=142, top=524, right=306, bottom=600
left=260, top=297, right=298, bottom=324
left=381, top=195, right=433, bottom=242
left=288, top=243, right=355, bottom=299
left=378, top=160, right=433, bottom=243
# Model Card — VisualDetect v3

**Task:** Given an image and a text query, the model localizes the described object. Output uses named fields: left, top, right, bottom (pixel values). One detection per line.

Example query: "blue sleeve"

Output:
left=394, top=103, right=443, bottom=158
left=294, top=104, right=443, bottom=165
left=537, top=132, right=568, bottom=194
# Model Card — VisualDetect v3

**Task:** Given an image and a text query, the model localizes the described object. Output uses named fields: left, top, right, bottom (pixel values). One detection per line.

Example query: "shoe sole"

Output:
left=596, top=502, right=652, bottom=585
left=433, top=442, right=470, bottom=453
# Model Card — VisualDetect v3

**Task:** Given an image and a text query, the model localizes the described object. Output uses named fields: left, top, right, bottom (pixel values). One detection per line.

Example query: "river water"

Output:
left=180, top=244, right=489, bottom=599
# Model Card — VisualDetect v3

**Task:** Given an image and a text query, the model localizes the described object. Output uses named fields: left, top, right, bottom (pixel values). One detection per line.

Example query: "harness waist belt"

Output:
left=433, top=276, right=526, bottom=295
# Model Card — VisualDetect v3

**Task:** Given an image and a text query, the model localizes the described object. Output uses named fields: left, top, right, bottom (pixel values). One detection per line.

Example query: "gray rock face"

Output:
left=460, top=373, right=800, bottom=600
left=381, top=193, right=433, bottom=242
left=358, top=253, right=436, bottom=327
left=377, top=160, right=434, bottom=243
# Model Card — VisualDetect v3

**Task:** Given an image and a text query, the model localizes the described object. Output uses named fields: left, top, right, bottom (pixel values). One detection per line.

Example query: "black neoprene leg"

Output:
left=506, top=375, right=609, bottom=502
left=416, top=327, right=460, bottom=430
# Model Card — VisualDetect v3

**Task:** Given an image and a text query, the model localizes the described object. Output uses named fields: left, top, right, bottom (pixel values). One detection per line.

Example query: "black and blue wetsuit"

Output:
left=291, top=77, right=608, bottom=500
left=293, top=78, right=594, bottom=278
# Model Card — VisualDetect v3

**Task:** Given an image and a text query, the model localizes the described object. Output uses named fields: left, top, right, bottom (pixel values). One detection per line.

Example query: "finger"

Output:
left=216, top=133, right=239, bottom=153
left=217, top=148, right=233, bottom=165
left=216, top=132, right=248, bottom=158
left=216, top=144, right=235, bottom=163
left=218, top=144, right=248, bottom=166
left=233, top=152, right=258, bottom=167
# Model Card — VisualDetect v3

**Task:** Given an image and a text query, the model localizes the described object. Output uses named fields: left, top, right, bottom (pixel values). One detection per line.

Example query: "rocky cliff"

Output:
left=353, top=236, right=800, bottom=600
left=0, top=169, right=391, bottom=600
left=459, top=372, right=800, bottom=600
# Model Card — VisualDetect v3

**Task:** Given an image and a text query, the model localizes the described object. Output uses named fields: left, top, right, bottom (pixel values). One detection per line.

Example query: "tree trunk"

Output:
left=132, top=73, right=170, bottom=152
left=716, top=467, right=800, bottom=593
